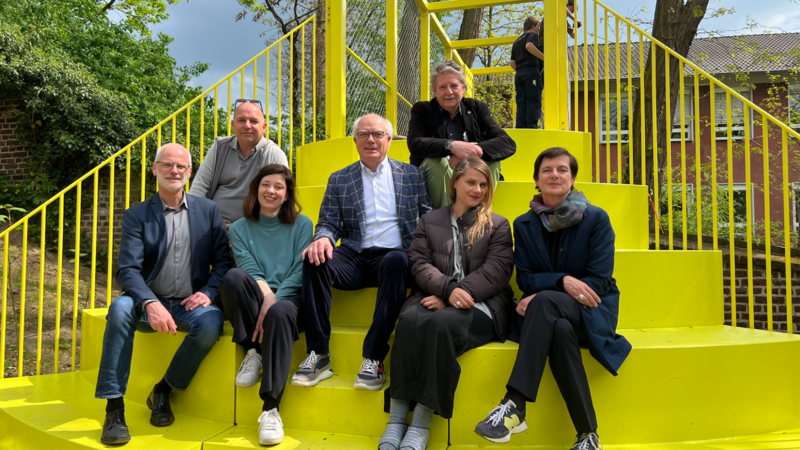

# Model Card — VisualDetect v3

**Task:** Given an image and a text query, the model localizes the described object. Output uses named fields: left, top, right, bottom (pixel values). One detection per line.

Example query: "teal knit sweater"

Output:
left=229, top=212, right=313, bottom=300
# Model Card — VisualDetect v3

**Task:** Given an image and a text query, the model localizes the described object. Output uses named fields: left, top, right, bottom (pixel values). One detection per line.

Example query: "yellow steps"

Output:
left=0, top=372, right=231, bottom=450
left=298, top=181, right=650, bottom=250
left=295, top=129, right=593, bottom=187
left=327, top=250, right=723, bottom=329
left=204, top=427, right=449, bottom=450
left=80, top=309, right=237, bottom=424
left=451, top=326, right=800, bottom=447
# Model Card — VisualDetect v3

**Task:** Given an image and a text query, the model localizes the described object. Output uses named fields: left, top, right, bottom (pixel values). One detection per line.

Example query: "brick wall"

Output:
left=78, top=171, right=142, bottom=251
left=0, top=99, right=27, bottom=181
left=724, top=262, right=798, bottom=333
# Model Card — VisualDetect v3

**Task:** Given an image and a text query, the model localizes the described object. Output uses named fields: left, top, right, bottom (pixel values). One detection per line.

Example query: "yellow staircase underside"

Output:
left=2, top=129, right=799, bottom=449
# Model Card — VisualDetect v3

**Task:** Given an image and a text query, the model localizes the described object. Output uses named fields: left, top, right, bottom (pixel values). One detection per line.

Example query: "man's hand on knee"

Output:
left=181, top=292, right=211, bottom=311
left=145, top=302, right=178, bottom=335
left=302, top=238, right=334, bottom=266
left=451, top=141, right=483, bottom=160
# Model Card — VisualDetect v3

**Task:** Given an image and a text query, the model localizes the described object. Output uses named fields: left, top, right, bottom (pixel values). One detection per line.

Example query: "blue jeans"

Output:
left=95, top=295, right=224, bottom=399
left=515, top=65, right=542, bottom=129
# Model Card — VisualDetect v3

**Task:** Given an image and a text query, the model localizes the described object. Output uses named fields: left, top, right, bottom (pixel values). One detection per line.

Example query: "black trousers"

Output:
left=507, top=290, right=597, bottom=434
left=219, top=268, right=304, bottom=411
left=302, top=245, right=410, bottom=361
left=390, top=302, right=494, bottom=419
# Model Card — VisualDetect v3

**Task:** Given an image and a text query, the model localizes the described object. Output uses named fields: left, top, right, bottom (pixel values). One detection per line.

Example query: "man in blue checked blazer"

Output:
left=294, top=113, right=433, bottom=392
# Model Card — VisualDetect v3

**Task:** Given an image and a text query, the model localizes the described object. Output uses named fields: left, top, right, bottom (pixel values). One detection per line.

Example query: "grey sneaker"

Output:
left=354, top=358, right=386, bottom=391
left=570, top=432, right=602, bottom=450
left=474, top=399, right=528, bottom=444
left=235, top=348, right=262, bottom=388
left=291, top=351, right=333, bottom=386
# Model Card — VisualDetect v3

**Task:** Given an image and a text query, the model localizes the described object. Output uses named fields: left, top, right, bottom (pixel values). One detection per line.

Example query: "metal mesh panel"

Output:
left=346, top=52, right=388, bottom=135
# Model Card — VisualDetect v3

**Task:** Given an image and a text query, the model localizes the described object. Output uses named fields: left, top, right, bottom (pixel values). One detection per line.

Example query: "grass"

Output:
left=1, top=232, right=120, bottom=379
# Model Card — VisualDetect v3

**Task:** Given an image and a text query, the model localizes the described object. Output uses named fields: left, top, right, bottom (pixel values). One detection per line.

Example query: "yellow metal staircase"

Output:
left=3, top=0, right=800, bottom=447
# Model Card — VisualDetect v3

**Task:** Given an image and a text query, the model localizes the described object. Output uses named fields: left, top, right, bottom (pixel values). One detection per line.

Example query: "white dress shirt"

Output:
left=360, top=158, right=403, bottom=250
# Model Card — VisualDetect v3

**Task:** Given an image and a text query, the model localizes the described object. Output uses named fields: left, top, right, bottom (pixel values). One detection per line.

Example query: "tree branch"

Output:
left=101, top=0, right=117, bottom=13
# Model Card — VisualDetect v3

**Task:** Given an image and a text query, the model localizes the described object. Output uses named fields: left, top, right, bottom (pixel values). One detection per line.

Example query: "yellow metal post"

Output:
left=55, top=195, right=64, bottom=373
left=783, top=130, right=793, bottom=333
left=19, top=220, right=27, bottom=377
left=744, top=106, right=754, bottom=329
left=326, top=0, right=347, bottom=138
left=420, top=11, right=431, bottom=102
left=762, top=117, right=772, bottom=330
left=37, top=209, right=45, bottom=375
left=726, top=93, right=736, bottom=326
left=386, top=0, right=398, bottom=129
left=72, top=183, right=81, bottom=371
left=543, top=0, right=568, bottom=130
left=710, top=83, right=718, bottom=251
left=1, top=234, right=8, bottom=379
left=90, top=172, right=99, bottom=309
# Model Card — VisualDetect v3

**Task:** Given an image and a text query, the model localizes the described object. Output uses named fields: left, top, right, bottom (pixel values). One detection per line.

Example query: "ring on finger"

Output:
left=456, top=301, right=462, bottom=306
left=578, top=294, right=586, bottom=301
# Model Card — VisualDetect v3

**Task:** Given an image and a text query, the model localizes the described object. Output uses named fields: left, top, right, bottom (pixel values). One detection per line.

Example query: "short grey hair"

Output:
left=430, top=60, right=467, bottom=92
left=352, top=114, right=394, bottom=137
left=154, top=143, right=192, bottom=167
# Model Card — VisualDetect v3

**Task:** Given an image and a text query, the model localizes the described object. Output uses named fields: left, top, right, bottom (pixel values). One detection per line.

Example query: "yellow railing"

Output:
left=572, top=0, right=800, bottom=333
left=0, top=16, right=318, bottom=378
left=417, top=0, right=800, bottom=333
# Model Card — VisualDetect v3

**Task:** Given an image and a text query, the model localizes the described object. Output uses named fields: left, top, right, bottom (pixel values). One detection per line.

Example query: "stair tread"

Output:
left=0, top=372, right=231, bottom=450
left=205, top=426, right=449, bottom=449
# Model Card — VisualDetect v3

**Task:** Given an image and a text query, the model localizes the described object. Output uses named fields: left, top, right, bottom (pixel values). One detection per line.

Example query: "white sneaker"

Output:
left=235, top=349, right=262, bottom=388
left=258, top=408, right=284, bottom=445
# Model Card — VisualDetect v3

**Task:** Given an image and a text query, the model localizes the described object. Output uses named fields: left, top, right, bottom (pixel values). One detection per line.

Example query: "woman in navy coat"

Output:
left=474, top=147, right=631, bottom=450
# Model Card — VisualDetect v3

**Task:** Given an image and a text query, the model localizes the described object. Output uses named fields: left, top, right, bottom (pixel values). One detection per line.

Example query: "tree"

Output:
left=629, top=0, right=709, bottom=208
left=0, top=0, right=212, bottom=240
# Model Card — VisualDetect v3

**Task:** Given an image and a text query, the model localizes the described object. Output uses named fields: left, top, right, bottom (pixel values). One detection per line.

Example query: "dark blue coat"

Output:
left=115, top=193, right=232, bottom=307
left=514, top=205, right=631, bottom=375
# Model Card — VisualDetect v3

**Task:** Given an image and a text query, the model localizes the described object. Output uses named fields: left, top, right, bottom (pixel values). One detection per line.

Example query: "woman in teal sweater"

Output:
left=218, top=164, right=312, bottom=446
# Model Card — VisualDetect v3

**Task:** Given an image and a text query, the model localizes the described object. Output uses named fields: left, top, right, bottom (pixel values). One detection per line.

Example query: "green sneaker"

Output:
left=473, top=399, right=528, bottom=444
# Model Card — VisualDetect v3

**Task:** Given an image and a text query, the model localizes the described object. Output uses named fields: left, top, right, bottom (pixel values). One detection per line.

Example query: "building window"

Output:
left=793, top=183, right=800, bottom=230
left=600, top=90, right=692, bottom=144
left=789, top=84, right=800, bottom=131
left=718, top=182, right=754, bottom=228
left=714, top=87, right=752, bottom=140
left=599, top=92, right=630, bottom=144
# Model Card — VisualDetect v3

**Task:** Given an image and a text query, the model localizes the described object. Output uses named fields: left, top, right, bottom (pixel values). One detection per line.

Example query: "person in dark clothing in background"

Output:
left=511, top=16, right=544, bottom=128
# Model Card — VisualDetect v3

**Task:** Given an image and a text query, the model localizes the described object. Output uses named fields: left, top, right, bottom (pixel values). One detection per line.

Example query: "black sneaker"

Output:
left=474, top=399, right=527, bottom=444
left=570, top=432, right=602, bottom=450
left=290, top=351, right=333, bottom=386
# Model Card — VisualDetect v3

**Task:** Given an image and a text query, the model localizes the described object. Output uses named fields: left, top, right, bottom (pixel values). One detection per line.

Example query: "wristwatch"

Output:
left=444, top=140, right=454, bottom=151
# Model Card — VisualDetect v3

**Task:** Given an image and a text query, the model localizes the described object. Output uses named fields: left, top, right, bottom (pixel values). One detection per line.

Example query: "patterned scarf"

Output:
left=529, top=190, right=589, bottom=232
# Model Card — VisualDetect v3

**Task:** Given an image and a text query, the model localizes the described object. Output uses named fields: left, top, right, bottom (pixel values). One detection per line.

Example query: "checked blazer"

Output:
left=314, top=157, right=433, bottom=251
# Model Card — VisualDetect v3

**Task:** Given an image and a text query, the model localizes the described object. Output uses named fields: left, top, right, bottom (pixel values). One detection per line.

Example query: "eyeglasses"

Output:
left=156, top=161, right=191, bottom=172
left=355, top=131, right=388, bottom=141
left=234, top=98, right=264, bottom=112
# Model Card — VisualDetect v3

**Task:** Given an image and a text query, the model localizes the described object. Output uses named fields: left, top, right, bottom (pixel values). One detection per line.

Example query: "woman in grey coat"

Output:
left=378, top=157, right=516, bottom=450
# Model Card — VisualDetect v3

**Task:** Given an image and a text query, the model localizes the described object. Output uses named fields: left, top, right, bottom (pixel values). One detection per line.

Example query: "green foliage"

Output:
left=0, top=0, right=208, bottom=192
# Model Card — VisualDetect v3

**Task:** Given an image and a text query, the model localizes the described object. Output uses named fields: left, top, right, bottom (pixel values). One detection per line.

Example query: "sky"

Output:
left=145, top=0, right=800, bottom=93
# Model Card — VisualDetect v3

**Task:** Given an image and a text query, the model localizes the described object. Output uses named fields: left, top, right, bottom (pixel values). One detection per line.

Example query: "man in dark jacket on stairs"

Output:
left=407, top=60, right=516, bottom=208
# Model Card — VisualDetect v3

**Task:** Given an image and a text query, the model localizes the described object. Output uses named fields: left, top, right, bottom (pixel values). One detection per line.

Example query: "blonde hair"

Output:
left=449, top=157, right=494, bottom=246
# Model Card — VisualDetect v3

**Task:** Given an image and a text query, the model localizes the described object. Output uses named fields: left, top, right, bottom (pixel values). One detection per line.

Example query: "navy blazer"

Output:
left=115, top=193, right=232, bottom=307
left=514, top=205, right=631, bottom=375
left=314, top=158, right=433, bottom=251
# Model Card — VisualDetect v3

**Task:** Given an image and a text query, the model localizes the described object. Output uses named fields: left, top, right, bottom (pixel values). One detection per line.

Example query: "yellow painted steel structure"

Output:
left=1, top=0, right=800, bottom=406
